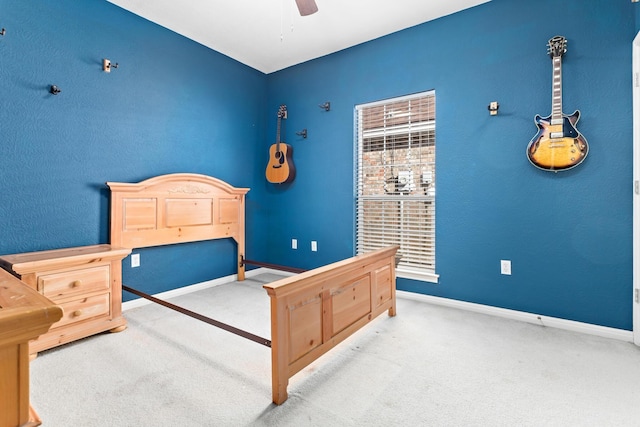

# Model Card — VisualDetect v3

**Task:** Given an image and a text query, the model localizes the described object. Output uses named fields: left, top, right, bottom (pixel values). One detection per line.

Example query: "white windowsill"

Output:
left=396, top=266, right=439, bottom=283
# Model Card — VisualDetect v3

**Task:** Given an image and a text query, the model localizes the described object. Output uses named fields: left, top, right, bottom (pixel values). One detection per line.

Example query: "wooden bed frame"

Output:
left=107, top=173, right=398, bottom=404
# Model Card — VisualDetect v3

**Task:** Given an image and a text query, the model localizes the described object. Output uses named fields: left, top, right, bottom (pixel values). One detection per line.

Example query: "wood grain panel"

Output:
left=123, top=198, right=157, bottom=230
left=288, top=294, right=323, bottom=363
left=165, top=198, right=213, bottom=227
left=373, top=265, right=392, bottom=308
left=331, top=276, right=371, bottom=335
left=218, top=198, right=240, bottom=224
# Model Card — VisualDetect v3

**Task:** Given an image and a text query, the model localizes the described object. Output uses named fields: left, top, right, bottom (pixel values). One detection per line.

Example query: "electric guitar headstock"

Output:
left=547, top=35, right=567, bottom=60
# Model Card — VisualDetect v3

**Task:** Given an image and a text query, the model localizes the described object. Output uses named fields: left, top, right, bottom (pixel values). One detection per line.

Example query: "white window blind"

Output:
left=355, top=91, right=438, bottom=283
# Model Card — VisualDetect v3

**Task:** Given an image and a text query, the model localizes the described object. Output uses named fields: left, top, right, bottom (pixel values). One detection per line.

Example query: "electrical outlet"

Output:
left=131, top=253, right=140, bottom=268
left=500, top=260, right=511, bottom=275
left=292, top=239, right=297, bottom=249
left=311, top=241, right=317, bottom=252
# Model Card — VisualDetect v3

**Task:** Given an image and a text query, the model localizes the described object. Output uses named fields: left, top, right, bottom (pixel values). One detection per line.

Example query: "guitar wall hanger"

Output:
left=296, top=129, right=308, bottom=139
left=0, top=28, right=5, bottom=36
left=318, top=101, right=330, bottom=112
left=102, top=59, right=119, bottom=72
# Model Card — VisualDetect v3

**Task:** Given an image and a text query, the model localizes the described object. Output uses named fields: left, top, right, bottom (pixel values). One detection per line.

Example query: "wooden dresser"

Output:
left=0, top=268, right=62, bottom=427
left=0, top=245, right=131, bottom=357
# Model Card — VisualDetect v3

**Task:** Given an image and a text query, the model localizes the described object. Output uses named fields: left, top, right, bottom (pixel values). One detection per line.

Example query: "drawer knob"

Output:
left=71, top=280, right=82, bottom=288
left=72, top=310, right=83, bottom=317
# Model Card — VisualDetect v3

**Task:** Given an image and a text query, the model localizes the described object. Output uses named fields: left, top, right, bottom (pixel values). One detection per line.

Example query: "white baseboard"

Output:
left=122, top=267, right=291, bottom=311
left=397, top=291, right=634, bottom=343
left=122, top=270, right=632, bottom=343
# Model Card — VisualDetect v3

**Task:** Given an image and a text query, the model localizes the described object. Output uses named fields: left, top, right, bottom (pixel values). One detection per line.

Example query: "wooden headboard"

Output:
left=107, top=173, right=250, bottom=279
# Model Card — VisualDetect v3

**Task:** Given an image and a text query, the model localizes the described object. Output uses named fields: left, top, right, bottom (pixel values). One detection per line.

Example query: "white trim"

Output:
left=398, top=291, right=634, bottom=342
left=356, top=90, right=436, bottom=109
left=122, top=268, right=632, bottom=342
left=633, top=32, right=640, bottom=346
left=122, top=267, right=292, bottom=311
left=396, top=266, right=439, bottom=283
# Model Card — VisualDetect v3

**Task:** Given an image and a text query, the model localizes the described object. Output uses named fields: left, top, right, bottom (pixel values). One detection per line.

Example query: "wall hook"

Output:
left=102, top=58, right=119, bottom=72
left=49, top=85, right=61, bottom=95
left=296, top=129, right=308, bottom=139
left=487, top=101, right=499, bottom=116
left=319, top=101, right=330, bottom=112
left=0, top=28, right=5, bottom=36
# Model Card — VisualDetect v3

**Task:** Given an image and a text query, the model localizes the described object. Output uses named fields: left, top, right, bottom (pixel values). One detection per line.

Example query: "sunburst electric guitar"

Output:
left=266, top=105, right=295, bottom=184
left=527, top=36, right=588, bottom=172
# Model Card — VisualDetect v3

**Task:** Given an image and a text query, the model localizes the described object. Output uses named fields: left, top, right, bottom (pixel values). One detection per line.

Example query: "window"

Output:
left=355, top=91, right=438, bottom=283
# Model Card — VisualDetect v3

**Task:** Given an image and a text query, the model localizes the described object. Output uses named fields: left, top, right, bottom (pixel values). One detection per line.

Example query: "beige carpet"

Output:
left=30, top=272, right=640, bottom=426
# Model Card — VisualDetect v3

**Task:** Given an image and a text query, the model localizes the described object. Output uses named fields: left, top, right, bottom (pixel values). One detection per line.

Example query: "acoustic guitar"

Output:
left=527, top=36, right=588, bottom=172
left=266, top=104, right=296, bottom=184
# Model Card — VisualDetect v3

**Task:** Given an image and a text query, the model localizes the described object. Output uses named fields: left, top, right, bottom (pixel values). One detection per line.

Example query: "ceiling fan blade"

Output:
left=295, top=0, right=318, bottom=16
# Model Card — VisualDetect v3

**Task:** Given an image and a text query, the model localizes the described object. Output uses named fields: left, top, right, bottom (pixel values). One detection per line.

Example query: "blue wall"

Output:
left=265, top=0, right=636, bottom=330
left=0, top=0, right=636, bottom=330
left=0, top=0, right=268, bottom=296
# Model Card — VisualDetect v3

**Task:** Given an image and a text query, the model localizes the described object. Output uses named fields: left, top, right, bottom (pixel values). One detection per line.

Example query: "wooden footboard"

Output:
left=263, top=245, right=399, bottom=405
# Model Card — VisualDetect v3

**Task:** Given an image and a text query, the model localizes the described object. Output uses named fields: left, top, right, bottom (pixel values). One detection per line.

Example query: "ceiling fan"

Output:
left=295, top=0, right=318, bottom=16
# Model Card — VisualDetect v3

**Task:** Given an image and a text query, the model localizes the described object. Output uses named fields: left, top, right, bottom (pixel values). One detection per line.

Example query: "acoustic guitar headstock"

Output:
left=277, top=104, right=288, bottom=120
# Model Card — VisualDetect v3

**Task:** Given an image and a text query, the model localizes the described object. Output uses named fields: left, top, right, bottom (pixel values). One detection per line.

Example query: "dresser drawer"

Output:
left=38, top=265, right=110, bottom=299
left=53, top=293, right=111, bottom=329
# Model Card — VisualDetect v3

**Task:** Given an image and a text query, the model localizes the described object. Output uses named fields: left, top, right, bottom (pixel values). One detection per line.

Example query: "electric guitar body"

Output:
left=527, top=36, right=588, bottom=172
left=266, top=104, right=296, bottom=184
left=528, top=110, right=588, bottom=171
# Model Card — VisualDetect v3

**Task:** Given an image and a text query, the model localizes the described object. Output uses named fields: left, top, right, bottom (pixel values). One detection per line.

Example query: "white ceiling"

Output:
left=106, top=0, right=490, bottom=74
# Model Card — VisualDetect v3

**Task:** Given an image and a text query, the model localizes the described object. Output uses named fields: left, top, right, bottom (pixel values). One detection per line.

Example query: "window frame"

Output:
left=354, top=90, right=439, bottom=283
